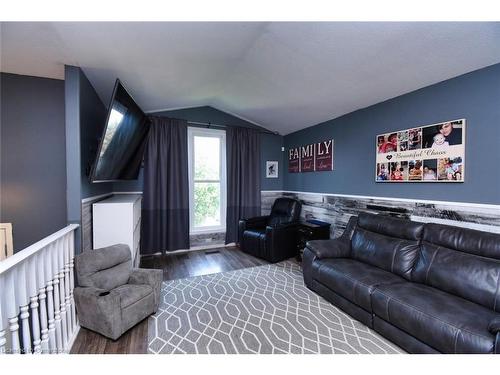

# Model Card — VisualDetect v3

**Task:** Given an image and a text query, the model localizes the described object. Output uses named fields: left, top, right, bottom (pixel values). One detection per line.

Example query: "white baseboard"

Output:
left=66, top=324, right=80, bottom=354
left=141, top=242, right=237, bottom=257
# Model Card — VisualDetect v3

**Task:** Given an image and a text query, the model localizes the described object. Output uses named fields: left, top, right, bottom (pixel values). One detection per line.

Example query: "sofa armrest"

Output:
left=304, top=216, right=357, bottom=259
left=129, top=268, right=163, bottom=310
left=305, top=238, right=350, bottom=259
left=488, top=316, right=500, bottom=334
left=74, top=286, right=122, bottom=340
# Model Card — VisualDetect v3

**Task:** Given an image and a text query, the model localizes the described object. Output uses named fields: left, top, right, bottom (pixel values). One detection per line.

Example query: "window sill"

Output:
left=190, top=228, right=226, bottom=235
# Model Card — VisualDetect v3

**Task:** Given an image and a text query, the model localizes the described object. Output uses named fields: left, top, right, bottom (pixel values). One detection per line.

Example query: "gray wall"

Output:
left=1, top=73, right=67, bottom=252
left=65, top=66, right=115, bottom=253
left=284, top=63, right=500, bottom=205
left=113, top=106, right=284, bottom=192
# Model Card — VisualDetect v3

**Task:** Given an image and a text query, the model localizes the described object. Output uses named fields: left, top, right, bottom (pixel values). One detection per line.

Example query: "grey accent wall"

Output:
left=284, top=63, right=500, bottom=205
left=261, top=133, right=284, bottom=191
left=1, top=73, right=66, bottom=252
left=65, top=65, right=114, bottom=253
left=113, top=106, right=284, bottom=192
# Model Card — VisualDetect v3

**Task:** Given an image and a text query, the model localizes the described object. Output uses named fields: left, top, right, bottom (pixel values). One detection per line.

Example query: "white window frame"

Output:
left=187, top=127, right=227, bottom=234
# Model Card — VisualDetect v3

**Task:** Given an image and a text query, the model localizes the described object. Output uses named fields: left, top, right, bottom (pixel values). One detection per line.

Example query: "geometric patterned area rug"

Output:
left=148, top=261, right=404, bottom=354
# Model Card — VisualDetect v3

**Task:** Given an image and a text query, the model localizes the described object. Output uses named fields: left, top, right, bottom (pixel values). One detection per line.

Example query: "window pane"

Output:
left=194, top=182, right=220, bottom=227
left=194, top=136, right=220, bottom=180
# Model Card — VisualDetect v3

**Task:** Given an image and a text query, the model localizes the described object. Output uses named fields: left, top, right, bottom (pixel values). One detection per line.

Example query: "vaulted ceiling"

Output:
left=2, top=22, right=500, bottom=134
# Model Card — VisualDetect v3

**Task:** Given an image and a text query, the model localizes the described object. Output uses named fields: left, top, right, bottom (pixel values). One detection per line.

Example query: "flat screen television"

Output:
left=90, top=79, right=150, bottom=182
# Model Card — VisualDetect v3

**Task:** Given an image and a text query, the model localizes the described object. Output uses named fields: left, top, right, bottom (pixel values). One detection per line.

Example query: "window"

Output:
left=188, top=127, right=227, bottom=233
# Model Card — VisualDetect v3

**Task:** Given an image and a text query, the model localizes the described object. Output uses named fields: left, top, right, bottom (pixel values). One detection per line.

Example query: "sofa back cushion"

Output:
left=76, top=244, right=132, bottom=291
left=412, top=223, right=500, bottom=312
left=351, top=213, right=424, bottom=280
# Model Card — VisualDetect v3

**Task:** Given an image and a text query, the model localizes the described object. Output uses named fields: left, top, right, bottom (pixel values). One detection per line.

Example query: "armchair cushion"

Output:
left=114, top=284, right=153, bottom=308
left=76, top=244, right=132, bottom=291
left=267, top=198, right=301, bottom=226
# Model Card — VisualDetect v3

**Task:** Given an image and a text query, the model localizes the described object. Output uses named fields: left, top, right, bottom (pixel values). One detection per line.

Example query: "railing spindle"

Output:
left=0, top=224, right=79, bottom=355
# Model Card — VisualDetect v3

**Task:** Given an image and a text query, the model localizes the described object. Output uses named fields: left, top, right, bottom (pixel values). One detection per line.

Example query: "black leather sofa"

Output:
left=303, top=212, right=500, bottom=354
left=238, top=197, right=301, bottom=262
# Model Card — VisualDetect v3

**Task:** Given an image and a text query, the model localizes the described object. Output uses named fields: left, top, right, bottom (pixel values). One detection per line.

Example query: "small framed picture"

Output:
left=266, top=161, right=279, bottom=178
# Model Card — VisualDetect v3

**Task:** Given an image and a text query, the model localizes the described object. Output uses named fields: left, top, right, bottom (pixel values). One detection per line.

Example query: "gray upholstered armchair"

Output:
left=74, top=244, right=162, bottom=340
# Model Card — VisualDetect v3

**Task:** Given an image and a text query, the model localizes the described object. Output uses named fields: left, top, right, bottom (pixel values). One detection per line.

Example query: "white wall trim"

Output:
left=141, top=242, right=236, bottom=257
left=410, top=216, right=500, bottom=233
left=81, top=191, right=143, bottom=203
left=81, top=192, right=113, bottom=203
left=260, top=190, right=500, bottom=210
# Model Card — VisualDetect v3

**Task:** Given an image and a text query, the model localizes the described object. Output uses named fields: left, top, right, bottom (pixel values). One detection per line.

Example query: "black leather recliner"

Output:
left=303, top=212, right=500, bottom=354
left=238, top=198, right=302, bottom=262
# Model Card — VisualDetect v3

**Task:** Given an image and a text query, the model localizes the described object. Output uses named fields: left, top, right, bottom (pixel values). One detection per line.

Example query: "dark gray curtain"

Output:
left=141, top=116, right=189, bottom=254
left=225, top=127, right=261, bottom=244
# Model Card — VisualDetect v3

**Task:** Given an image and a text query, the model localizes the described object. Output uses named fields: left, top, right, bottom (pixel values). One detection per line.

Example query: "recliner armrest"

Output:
left=239, top=216, right=269, bottom=229
left=305, top=238, right=350, bottom=259
left=488, top=316, right=500, bottom=334
left=74, top=286, right=122, bottom=340
left=129, top=268, right=163, bottom=310
left=266, top=221, right=299, bottom=232
left=129, top=268, right=163, bottom=287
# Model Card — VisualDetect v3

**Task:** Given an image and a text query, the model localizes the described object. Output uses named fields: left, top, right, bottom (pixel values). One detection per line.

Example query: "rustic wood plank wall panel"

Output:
left=262, top=191, right=500, bottom=238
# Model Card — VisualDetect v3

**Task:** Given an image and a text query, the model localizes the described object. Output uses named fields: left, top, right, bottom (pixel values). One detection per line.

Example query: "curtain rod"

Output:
left=187, top=120, right=279, bottom=135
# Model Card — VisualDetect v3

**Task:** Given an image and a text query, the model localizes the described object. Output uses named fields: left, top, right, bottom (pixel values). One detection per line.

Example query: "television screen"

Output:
left=91, top=79, right=150, bottom=182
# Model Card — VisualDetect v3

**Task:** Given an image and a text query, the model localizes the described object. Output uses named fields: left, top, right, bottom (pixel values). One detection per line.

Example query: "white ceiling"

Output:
left=2, top=22, right=500, bottom=134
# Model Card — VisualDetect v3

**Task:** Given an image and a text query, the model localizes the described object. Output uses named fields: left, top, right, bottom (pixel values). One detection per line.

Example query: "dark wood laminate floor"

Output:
left=70, top=246, right=268, bottom=354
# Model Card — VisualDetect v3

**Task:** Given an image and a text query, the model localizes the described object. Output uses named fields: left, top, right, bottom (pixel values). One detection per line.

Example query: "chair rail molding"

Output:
left=0, top=224, right=80, bottom=354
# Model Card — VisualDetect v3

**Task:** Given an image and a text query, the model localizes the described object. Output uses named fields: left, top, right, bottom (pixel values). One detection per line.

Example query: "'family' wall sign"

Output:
left=288, top=139, right=334, bottom=173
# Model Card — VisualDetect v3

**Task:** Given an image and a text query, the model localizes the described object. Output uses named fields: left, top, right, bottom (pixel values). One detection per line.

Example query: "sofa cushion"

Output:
left=315, top=258, right=405, bottom=311
left=372, top=282, right=497, bottom=353
left=412, top=223, right=500, bottom=312
left=350, top=214, right=424, bottom=280
left=113, top=284, right=153, bottom=309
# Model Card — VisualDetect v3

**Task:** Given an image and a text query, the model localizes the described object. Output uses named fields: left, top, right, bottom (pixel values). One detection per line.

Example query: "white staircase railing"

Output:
left=0, top=224, right=79, bottom=354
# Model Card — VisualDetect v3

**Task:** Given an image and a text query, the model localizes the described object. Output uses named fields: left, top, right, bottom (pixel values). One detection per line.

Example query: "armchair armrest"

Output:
left=129, top=268, right=163, bottom=310
left=74, top=286, right=122, bottom=340
left=240, top=216, right=269, bottom=229
left=238, top=216, right=270, bottom=245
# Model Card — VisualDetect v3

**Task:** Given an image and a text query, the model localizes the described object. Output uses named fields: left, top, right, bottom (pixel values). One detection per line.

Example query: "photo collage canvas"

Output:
left=376, top=119, right=465, bottom=182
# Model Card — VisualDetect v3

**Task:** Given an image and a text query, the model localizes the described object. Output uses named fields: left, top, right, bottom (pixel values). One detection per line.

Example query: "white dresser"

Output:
left=92, top=194, right=142, bottom=267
